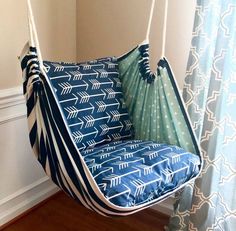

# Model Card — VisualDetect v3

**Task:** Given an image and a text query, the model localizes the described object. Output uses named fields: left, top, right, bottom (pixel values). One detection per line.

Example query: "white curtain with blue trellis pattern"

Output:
left=167, top=0, right=236, bottom=230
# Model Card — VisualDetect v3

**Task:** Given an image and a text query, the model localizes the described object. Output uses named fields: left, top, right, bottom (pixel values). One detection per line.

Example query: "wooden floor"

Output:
left=2, top=192, right=169, bottom=231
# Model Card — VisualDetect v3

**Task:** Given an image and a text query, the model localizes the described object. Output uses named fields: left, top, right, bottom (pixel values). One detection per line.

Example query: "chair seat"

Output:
left=81, top=140, right=200, bottom=207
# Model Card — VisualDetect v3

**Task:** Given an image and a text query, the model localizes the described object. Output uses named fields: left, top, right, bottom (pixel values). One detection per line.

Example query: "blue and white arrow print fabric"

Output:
left=81, top=140, right=200, bottom=207
left=44, top=57, right=133, bottom=151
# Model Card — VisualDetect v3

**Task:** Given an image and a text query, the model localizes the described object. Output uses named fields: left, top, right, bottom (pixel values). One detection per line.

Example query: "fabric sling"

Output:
left=20, top=0, right=203, bottom=216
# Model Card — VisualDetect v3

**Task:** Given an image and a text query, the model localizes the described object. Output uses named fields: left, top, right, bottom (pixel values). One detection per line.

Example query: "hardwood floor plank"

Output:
left=2, top=192, right=169, bottom=231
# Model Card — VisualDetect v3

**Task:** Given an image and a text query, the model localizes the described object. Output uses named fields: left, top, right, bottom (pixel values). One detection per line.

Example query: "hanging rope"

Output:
left=145, top=0, right=156, bottom=42
left=26, top=0, right=44, bottom=69
left=161, top=0, right=168, bottom=58
left=145, top=0, right=168, bottom=58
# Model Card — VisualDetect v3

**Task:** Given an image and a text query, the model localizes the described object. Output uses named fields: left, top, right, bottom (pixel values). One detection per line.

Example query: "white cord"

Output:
left=145, top=0, right=168, bottom=58
left=161, top=0, right=168, bottom=58
left=27, top=0, right=44, bottom=69
left=146, top=0, right=156, bottom=42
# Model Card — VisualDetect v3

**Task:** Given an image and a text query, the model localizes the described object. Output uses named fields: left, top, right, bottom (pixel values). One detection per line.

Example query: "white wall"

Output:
left=0, top=0, right=77, bottom=90
left=77, top=0, right=196, bottom=89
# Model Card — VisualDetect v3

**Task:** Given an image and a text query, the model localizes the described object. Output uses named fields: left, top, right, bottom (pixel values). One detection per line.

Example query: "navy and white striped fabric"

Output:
left=21, top=46, right=201, bottom=216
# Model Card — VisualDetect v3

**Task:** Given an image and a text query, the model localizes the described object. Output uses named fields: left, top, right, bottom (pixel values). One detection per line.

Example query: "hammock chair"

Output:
left=20, top=0, right=203, bottom=216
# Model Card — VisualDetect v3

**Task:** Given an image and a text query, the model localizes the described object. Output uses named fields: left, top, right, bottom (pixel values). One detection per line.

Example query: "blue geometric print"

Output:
left=81, top=140, right=200, bottom=207
left=44, top=58, right=133, bottom=150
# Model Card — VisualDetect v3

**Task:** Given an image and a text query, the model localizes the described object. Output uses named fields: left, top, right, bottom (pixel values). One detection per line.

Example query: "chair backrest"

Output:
left=44, top=57, right=134, bottom=151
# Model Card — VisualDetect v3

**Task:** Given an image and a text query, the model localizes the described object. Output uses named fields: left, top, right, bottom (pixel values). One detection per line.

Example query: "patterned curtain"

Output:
left=167, top=0, right=236, bottom=230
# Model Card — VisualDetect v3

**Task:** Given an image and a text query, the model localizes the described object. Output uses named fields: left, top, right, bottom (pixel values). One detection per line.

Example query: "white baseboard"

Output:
left=0, top=177, right=60, bottom=227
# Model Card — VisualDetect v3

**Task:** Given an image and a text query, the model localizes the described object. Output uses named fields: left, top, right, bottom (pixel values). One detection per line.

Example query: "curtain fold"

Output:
left=167, top=0, right=236, bottom=230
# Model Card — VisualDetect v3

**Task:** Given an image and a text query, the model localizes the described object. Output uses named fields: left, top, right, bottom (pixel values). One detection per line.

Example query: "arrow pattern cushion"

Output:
left=81, top=139, right=200, bottom=207
left=44, top=57, right=133, bottom=150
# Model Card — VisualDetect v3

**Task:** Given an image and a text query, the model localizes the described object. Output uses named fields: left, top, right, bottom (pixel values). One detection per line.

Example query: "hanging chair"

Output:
left=20, top=0, right=203, bottom=216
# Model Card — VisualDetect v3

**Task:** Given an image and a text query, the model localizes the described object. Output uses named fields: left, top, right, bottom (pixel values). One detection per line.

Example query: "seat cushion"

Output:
left=81, top=140, right=200, bottom=207
left=44, top=57, right=133, bottom=151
